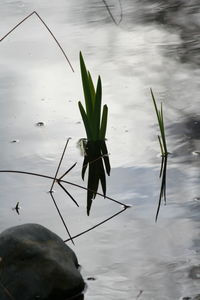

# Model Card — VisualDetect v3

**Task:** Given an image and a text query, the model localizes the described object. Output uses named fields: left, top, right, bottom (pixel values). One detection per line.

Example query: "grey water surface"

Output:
left=0, top=1, right=200, bottom=299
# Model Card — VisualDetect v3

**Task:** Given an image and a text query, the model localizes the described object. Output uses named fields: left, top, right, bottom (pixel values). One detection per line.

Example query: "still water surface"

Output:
left=0, top=0, right=200, bottom=299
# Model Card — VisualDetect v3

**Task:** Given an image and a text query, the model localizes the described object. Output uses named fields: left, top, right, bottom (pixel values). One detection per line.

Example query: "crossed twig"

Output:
left=0, top=11, right=74, bottom=72
left=0, top=139, right=130, bottom=245
left=0, top=11, right=129, bottom=244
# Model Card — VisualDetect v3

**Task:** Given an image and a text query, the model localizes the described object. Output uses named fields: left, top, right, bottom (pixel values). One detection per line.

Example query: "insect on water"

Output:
left=0, top=11, right=129, bottom=244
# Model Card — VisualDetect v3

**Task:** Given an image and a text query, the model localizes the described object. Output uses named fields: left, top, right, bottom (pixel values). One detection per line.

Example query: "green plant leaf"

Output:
left=88, top=71, right=96, bottom=107
left=78, top=101, right=93, bottom=140
left=99, top=160, right=106, bottom=197
left=93, top=76, right=102, bottom=140
left=80, top=52, right=93, bottom=120
left=99, top=105, right=108, bottom=140
left=151, top=88, right=160, bottom=124
left=82, top=155, right=89, bottom=180
left=158, top=135, right=164, bottom=157
left=100, top=141, right=111, bottom=175
left=151, top=88, right=168, bottom=155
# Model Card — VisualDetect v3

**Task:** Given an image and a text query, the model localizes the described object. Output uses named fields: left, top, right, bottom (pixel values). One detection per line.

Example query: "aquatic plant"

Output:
left=0, top=13, right=130, bottom=249
left=78, top=52, right=108, bottom=142
left=151, top=88, right=168, bottom=221
left=150, top=88, right=168, bottom=156
left=78, top=52, right=111, bottom=215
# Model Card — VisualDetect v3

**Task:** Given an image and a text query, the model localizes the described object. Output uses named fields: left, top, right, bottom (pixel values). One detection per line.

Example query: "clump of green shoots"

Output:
left=78, top=52, right=108, bottom=142
left=78, top=52, right=110, bottom=215
left=151, top=88, right=168, bottom=157
left=151, top=88, right=169, bottom=221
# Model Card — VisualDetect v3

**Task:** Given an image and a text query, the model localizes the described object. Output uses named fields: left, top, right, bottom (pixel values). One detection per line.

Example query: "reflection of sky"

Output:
left=0, top=1, right=200, bottom=299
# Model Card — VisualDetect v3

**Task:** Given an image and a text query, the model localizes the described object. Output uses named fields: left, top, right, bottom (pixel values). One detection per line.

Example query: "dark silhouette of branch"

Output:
left=64, top=206, right=128, bottom=242
left=59, top=162, right=77, bottom=180
left=155, top=154, right=168, bottom=222
left=57, top=181, right=79, bottom=207
left=102, top=0, right=123, bottom=25
left=0, top=11, right=74, bottom=72
left=50, top=138, right=71, bottom=192
left=0, top=170, right=126, bottom=207
left=49, top=191, right=74, bottom=245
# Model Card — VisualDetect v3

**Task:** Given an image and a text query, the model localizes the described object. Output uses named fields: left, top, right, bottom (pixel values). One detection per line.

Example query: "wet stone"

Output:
left=0, top=223, right=85, bottom=300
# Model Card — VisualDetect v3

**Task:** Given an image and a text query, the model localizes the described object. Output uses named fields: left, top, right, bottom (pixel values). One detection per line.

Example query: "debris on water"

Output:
left=194, top=197, right=200, bottom=202
left=77, top=138, right=87, bottom=156
left=12, top=202, right=21, bottom=215
left=136, top=290, right=143, bottom=299
left=36, top=122, right=45, bottom=127
left=87, top=277, right=96, bottom=281
left=192, top=151, right=200, bottom=156
left=10, top=139, right=19, bottom=143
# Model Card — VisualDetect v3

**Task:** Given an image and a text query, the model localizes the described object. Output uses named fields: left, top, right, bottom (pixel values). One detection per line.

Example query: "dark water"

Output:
left=0, top=1, right=200, bottom=299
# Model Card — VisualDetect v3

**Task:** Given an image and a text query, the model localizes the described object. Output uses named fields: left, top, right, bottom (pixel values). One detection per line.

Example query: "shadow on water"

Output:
left=81, top=140, right=111, bottom=215
left=135, top=0, right=200, bottom=66
left=96, top=0, right=200, bottom=68
left=167, top=115, right=200, bottom=164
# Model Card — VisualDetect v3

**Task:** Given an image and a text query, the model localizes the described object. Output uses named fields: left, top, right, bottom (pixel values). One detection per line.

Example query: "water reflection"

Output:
left=0, top=1, right=200, bottom=300
left=80, top=139, right=111, bottom=215
left=167, top=115, right=200, bottom=165
left=135, top=0, right=200, bottom=66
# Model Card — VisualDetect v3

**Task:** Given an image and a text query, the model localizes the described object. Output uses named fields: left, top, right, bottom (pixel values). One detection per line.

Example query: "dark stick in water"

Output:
left=0, top=11, right=74, bottom=72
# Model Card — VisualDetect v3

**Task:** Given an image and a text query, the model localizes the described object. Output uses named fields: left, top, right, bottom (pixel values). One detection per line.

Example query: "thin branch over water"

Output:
left=64, top=206, right=128, bottom=242
left=0, top=11, right=74, bottom=72
left=49, top=191, right=74, bottom=245
left=102, top=0, right=123, bottom=25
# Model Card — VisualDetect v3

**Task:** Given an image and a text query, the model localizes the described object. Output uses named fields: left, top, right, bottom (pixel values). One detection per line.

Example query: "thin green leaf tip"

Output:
left=79, top=52, right=108, bottom=142
left=150, top=88, right=168, bottom=155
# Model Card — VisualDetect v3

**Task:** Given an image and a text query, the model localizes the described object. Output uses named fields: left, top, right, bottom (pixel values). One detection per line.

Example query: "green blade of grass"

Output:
left=151, top=88, right=168, bottom=155
left=93, top=76, right=102, bottom=140
left=159, top=152, right=165, bottom=178
left=87, top=162, right=100, bottom=215
left=80, top=52, right=93, bottom=120
left=158, top=135, right=164, bottom=157
left=82, top=155, right=89, bottom=180
left=100, top=141, right=111, bottom=176
left=99, top=160, right=106, bottom=197
left=151, top=88, right=160, bottom=125
left=88, top=71, right=96, bottom=107
left=160, top=104, right=168, bottom=153
left=78, top=101, right=93, bottom=140
left=99, top=104, right=108, bottom=140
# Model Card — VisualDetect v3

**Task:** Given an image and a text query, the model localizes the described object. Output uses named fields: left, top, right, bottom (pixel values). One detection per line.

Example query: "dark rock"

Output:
left=0, top=223, right=85, bottom=300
